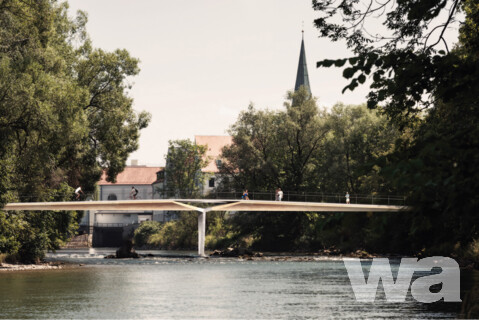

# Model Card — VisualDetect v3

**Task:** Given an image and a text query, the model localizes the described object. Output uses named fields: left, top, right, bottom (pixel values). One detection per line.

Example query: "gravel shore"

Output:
left=0, top=261, right=81, bottom=272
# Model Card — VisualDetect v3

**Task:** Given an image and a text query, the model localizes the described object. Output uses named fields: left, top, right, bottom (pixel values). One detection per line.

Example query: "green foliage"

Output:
left=0, top=0, right=150, bottom=262
left=204, top=212, right=237, bottom=249
left=164, top=139, right=209, bottom=198
left=313, top=0, right=469, bottom=126
left=220, top=87, right=328, bottom=192
left=313, top=0, right=479, bottom=258
left=148, top=213, right=198, bottom=249
left=133, top=221, right=162, bottom=247
left=214, top=90, right=404, bottom=253
left=382, top=97, right=479, bottom=254
left=220, top=91, right=399, bottom=196
left=317, top=103, right=399, bottom=194
left=133, top=212, right=238, bottom=251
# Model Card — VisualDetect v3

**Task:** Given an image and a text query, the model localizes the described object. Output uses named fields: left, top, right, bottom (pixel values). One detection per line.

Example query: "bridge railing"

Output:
left=202, top=191, right=406, bottom=206
left=12, top=191, right=406, bottom=206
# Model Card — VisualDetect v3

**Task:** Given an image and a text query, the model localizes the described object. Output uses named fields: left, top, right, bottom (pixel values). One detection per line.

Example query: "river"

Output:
left=0, top=249, right=473, bottom=319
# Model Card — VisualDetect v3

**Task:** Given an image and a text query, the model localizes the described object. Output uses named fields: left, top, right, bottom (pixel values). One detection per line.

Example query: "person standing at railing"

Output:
left=345, top=192, right=350, bottom=204
left=241, top=189, right=249, bottom=200
left=278, top=188, right=283, bottom=201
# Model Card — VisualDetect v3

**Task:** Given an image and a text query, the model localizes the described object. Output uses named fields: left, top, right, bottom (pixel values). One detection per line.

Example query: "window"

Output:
left=107, top=194, right=117, bottom=201
left=215, top=159, right=222, bottom=169
left=209, top=178, right=215, bottom=188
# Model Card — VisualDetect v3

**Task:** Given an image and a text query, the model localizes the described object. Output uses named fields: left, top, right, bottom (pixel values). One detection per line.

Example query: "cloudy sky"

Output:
left=67, top=0, right=457, bottom=166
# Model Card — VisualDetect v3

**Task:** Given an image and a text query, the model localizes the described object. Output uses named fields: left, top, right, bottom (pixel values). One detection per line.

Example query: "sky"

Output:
left=66, top=0, right=458, bottom=167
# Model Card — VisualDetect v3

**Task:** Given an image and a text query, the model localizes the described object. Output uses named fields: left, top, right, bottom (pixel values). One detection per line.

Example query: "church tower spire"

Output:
left=294, top=30, right=311, bottom=95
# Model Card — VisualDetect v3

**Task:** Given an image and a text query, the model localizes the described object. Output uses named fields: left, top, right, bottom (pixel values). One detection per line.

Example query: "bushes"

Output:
left=133, top=221, right=162, bottom=247
left=133, top=212, right=239, bottom=250
left=149, top=222, right=185, bottom=249
left=133, top=213, right=198, bottom=249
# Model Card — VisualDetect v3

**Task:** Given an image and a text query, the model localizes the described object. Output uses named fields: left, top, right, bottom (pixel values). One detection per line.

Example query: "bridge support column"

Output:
left=198, top=210, right=206, bottom=257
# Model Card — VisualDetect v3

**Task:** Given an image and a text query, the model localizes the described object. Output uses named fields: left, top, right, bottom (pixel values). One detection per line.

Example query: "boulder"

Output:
left=115, top=240, right=139, bottom=259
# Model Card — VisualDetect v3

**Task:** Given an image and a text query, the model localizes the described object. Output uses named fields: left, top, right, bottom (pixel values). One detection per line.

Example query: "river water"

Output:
left=0, top=249, right=471, bottom=319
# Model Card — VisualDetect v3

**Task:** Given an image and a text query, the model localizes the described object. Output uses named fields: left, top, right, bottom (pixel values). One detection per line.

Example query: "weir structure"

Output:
left=3, top=199, right=407, bottom=257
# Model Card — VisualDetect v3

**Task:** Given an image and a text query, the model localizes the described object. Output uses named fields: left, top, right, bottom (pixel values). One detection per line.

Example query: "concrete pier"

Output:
left=198, top=210, right=206, bottom=257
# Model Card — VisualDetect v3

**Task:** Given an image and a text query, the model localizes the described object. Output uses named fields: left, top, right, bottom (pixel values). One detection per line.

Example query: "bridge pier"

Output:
left=198, top=210, right=206, bottom=257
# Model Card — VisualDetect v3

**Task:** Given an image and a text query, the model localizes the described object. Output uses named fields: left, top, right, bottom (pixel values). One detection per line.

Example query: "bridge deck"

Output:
left=3, top=199, right=407, bottom=212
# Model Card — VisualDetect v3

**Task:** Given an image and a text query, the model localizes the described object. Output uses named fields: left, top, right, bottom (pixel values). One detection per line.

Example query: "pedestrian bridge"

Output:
left=3, top=199, right=408, bottom=256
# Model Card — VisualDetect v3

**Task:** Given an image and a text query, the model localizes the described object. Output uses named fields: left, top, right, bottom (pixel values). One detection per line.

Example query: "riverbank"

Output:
left=208, top=247, right=386, bottom=259
left=0, top=261, right=82, bottom=272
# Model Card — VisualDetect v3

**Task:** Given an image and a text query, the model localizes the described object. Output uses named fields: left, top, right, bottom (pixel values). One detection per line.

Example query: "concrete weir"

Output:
left=3, top=199, right=408, bottom=257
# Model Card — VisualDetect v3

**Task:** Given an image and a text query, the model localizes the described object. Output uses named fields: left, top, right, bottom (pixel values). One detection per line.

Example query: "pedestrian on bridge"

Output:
left=241, top=189, right=249, bottom=200
left=345, top=192, right=350, bottom=204
left=278, top=188, right=283, bottom=201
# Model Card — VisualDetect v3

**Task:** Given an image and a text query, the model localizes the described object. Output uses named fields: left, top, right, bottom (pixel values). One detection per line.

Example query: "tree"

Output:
left=280, top=88, right=329, bottom=191
left=164, top=139, right=209, bottom=198
left=220, top=87, right=328, bottom=193
left=313, top=0, right=479, bottom=254
left=0, top=0, right=150, bottom=262
left=313, top=0, right=472, bottom=126
left=317, top=103, right=399, bottom=195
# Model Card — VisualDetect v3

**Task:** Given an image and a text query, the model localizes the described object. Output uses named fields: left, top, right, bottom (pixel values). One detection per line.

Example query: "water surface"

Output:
left=0, top=249, right=464, bottom=319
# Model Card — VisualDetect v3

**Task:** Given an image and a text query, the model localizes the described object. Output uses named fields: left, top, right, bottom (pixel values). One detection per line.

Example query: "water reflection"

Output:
left=0, top=249, right=469, bottom=319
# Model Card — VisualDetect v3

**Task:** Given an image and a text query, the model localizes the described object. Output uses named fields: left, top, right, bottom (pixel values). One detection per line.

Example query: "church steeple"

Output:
left=294, top=31, right=311, bottom=95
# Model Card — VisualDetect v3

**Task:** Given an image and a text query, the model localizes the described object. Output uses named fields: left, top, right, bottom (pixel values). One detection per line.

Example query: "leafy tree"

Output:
left=220, top=87, right=328, bottom=193
left=313, top=0, right=479, bottom=255
left=281, top=87, right=329, bottom=191
left=0, top=0, right=150, bottom=262
left=318, top=103, right=399, bottom=195
left=164, top=139, right=209, bottom=198
left=313, top=0, right=470, bottom=126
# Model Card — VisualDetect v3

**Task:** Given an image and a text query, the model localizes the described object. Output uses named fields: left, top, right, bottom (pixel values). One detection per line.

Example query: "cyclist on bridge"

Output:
left=130, top=186, right=139, bottom=199
left=75, top=187, right=83, bottom=200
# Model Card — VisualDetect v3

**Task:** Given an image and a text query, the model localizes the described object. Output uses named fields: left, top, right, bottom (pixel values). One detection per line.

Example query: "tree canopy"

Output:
left=163, top=139, right=209, bottom=198
left=220, top=88, right=399, bottom=196
left=0, top=0, right=150, bottom=262
left=314, top=0, right=479, bottom=255
left=313, top=0, right=475, bottom=126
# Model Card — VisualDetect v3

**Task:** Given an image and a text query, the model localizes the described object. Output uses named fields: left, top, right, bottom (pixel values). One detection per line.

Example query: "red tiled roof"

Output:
left=195, top=135, right=233, bottom=173
left=98, top=166, right=163, bottom=185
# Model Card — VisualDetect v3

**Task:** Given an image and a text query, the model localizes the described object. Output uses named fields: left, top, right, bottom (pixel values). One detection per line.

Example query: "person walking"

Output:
left=345, top=192, right=350, bottom=204
left=241, top=189, right=249, bottom=200
left=278, top=188, right=283, bottom=201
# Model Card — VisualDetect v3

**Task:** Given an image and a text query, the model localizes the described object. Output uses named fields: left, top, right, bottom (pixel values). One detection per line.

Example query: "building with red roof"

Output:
left=92, top=163, right=166, bottom=228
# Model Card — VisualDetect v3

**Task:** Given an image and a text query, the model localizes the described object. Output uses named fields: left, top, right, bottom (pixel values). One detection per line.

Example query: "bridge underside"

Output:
left=2, top=200, right=407, bottom=256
